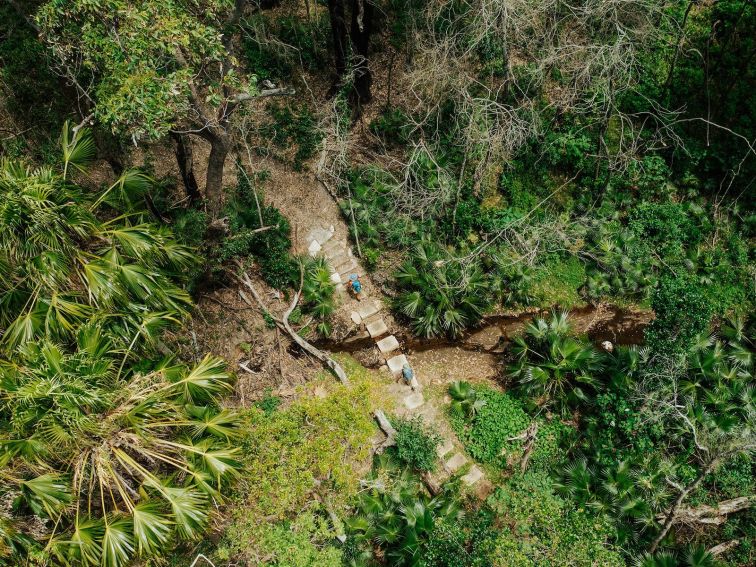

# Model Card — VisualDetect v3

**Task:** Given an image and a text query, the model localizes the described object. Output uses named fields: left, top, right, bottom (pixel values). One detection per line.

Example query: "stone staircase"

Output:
left=306, top=226, right=486, bottom=492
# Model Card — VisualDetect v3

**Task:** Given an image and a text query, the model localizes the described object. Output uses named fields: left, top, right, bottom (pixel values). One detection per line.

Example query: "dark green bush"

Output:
left=260, top=103, right=324, bottom=170
left=369, top=107, right=412, bottom=146
left=391, top=415, right=442, bottom=472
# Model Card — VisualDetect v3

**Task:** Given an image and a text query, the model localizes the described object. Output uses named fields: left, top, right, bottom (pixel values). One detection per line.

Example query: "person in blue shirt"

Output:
left=402, top=363, right=414, bottom=386
left=349, top=274, right=362, bottom=299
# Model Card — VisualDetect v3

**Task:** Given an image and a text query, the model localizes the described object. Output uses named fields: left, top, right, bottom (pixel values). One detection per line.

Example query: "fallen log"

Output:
left=373, top=409, right=396, bottom=452
left=708, top=539, right=740, bottom=557
left=655, top=495, right=754, bottom=526
left=236, top=263, right=349, bottom=385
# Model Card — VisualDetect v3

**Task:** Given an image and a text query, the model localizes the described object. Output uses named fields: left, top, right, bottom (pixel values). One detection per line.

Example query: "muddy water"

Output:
left=315, top=304, right=653, bottom=358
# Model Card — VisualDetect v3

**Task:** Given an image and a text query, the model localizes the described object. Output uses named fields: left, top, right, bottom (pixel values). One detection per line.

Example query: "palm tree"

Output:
left=0, top=122, right=195, bottom=354
left=0, top=330, right=240, bottom=566
left=509, top=312, right=604, bottom=410
left=394, top=240, right=490, bottom=338
left=346, top=454, right=463, bottom=566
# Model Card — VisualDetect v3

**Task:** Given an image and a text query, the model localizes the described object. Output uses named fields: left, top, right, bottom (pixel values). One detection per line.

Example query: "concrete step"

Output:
left=308, top=227, right=334, bottom=246
left=462, top=465, right=484, bottom=485
left=367, top=319, right=389, bottom=338
left=329, top=272, right=342, bottom=284
left=350, top=311, right=362, bottom=325
left=437, top=438, right=454, bottom=458
left=376, top=335, right=399, bottom=354
left=404, top=392, right=424, bottom=410
left=327, top=252, right=349, bottom=269
left=357, top=300, right=382, bottom=320
left=334, top=257, right=356, bottom=274
left=444, top=453, right=468, bottom=474
left=386, top=354, right=409, bottom=377
left=322, top=239, right=345, bottom=256
left=307, top=239, right=321, bottom=257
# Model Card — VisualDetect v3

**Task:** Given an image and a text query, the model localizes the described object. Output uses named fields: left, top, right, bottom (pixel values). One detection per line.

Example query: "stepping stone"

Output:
left=437, top=439, right=454, bottom=458
left=404, top=392, right=424, bottom=409
left=328, top=252, right=348, bottom=267
left=462, top=465, right=484, bottom=486
left=445, top=453, right=467, bottom=474
left=322, top=240, right=344, bottom=256
left=339, top=263, right=359, bottom=278
left=386, top=354, right=409, bottom=377
left=329, top=272, right=342, bottom=284
left=309, top=227, right=334, bottom=245
left=336, top=257, right=357, bottom=274
left=307, top=240, right=321, bottom=256
left=367, top=319, right=389, bottom=338
left=357, top=301, right=381, bottom=320
left=376, top=335, right=399, bottom=353
left=350, top=311, right=362, bottom=325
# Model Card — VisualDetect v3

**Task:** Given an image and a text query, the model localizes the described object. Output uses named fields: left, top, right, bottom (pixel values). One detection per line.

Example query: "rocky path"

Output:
left=306, top=226, right=486, bottom=492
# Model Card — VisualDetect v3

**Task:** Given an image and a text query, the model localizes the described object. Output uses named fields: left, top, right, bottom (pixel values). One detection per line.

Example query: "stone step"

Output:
left=357, top=300, right=382, bottom=320
left=367, top=319, right=389, bottom=338
left=386, top=354, right=409, bottom=377
left=329, top=272, right=342, bottom=284
left=334, top=257, right=356, bottom=275
left=308, top=227, right=334, bottom=246
left=339, top=263, right=360, bottom=278
left=376, top=335, right=400, bottom=353
left=437, top=438, right=454, bottom=458
left=404, top=392, right=424, bottom=410
left=350, top=311, right=362, bottom=325
left=462, top=465, right=484, bottom=486
left=321, top=239, right=345, bottom=256
left=327, top=252, right=349, bottom=269
left=444, top=453, right=467, bottom=474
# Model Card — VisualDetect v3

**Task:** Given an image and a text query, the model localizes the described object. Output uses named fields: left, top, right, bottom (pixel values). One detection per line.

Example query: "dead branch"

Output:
left=655, top=495, right=755, bottom=526
left=373, top=409, right=397, bottom=452
left=708, top=539, right=740, bottom=557
left=236, top=263, right=349, bottom=385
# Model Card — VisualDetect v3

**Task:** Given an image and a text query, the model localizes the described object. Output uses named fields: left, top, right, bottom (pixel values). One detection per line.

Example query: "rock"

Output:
left=357, top=300, right=381, bottom=320
left=437, top=438, right=454, bottom=458
left=350, top=311, right=362, bottom=325
left=329, top=272, right=342, bottom=284
left=307, top=239, right=321, bottom=257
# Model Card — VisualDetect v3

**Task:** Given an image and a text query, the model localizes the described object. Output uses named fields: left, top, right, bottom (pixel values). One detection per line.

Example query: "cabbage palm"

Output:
left=0, top=122, right=194, bottom=353
left=0, top=330, right=240, bottom=566
left=346, top=455, right=463, bottom=566
left=394, top=240, right=490, bottom=338
left=509, top=312, right=604, bottom=410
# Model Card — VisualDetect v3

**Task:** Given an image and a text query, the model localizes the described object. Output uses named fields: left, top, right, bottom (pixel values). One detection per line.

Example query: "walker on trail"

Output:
left=401, top=363, right=414, bottom=386
left=349, top=274, right=362, bottom=300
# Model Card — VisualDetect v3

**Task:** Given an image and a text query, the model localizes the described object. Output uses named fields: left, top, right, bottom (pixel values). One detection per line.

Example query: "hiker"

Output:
left=402, top=363, right=414, bottom=387
left=349, top=274, right=362, bottom=299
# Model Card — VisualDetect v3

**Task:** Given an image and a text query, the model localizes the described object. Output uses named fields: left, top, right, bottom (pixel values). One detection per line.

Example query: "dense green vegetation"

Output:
left=0, top=0, right=753, bottom=566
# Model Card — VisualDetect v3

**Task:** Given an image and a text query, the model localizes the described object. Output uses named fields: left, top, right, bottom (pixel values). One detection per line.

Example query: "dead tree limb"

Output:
left=708, top=539, right=740, bottom=557
left=655, top=495, right=754, bottom=526
left=373, top=409, right=397, bottom=451
left=236, top=264, right=349, bottom=384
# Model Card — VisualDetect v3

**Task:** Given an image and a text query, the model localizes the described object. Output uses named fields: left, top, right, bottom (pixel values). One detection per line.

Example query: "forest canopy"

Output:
left=0, top=1, right=753, bottom=566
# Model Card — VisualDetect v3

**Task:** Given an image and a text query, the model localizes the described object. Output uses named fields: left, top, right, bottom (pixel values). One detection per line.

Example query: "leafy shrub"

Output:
left=391, top=415, right=442, bottom=472
left=260, top=103, right=324, bottom=170
left=302, top=257, right=336, bottom=336
left=449, top=385, right=529, bottom=465
left=238, top=376, right=378, bottom=519
left=221, top=511, right=343, bottom=566
left=449, top=380, right=486, bottom=418
left=645, top=274, right=712, bottom=358
left=369, top=107, right=412, bottom=145
left=489, top=471, right=624, bottom=566
left=345, top=454, right=463, bottom=566
left=223, top=170, right=298, bottom=289
left=629, top=202, right=701, bottom=262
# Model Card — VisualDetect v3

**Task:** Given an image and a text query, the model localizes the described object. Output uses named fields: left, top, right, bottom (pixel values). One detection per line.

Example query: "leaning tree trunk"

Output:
left=204, top=134, right=230, bottom=217
left=171, top=132, right=201, bottom=202
left=327, top=0, right=348, bottom=87
left=350, top=0, right=374, bottom=104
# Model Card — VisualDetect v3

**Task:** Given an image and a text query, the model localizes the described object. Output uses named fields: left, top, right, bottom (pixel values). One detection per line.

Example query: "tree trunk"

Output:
left=327, top=0, right=348, bottom=84
left=172, top=132, right=201, bottom=202
left=350, top=0, right=374, bottom=104
left=205, top=134, right=230, bottom=217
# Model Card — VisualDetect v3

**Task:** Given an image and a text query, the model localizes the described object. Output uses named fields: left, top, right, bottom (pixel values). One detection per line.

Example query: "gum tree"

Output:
left=37, top=0, right=286, bottom=215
